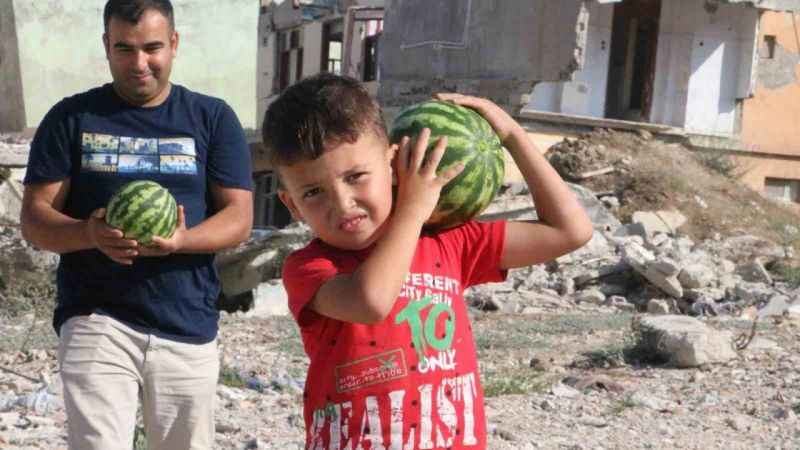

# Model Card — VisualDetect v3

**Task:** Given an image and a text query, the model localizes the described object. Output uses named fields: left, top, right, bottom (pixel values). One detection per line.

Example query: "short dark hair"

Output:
left=262, top=73, right=388, bottom=167
left=103, top=0, right=175, bottom=32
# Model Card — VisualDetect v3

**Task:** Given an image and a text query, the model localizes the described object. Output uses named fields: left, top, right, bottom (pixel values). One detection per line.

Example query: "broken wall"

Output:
left=650, top=0, right=758, bottom=134
left=378, top=0, right=588, bottom=114
left=736, top=10, right=800, bottom=191
left=0, top=0, right=25, bottom=132
left=740, top=11, right=800, bottom=158
left=526, top=2, right=614, bottom=118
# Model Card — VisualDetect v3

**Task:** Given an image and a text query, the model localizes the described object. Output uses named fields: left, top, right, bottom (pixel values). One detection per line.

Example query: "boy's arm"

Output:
left=309, top=130, right=463, bottom=324
left=435, top=93, right=593, bottom=269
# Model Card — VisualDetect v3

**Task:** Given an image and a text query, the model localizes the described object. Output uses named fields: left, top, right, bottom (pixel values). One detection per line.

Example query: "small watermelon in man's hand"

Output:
left=389, top=100, right=505, bottom=230
left=106, top=180, right=178, bottom=245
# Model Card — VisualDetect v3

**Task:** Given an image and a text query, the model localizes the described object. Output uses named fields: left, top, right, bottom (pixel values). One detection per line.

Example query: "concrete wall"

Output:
left=10, top=0, right=258, bottom=131
left=651, top=0, right=757, bottom=134
left=303, top=20, right=323, bottom=79
left=525, top=0, right=758, bottom=132
left=171, top=0, right=259, bottom=132
left=527, top=2, right=614, bottom=118
left=378, top=0, right=587, bottom=113
left=256, top=8, right=278, bottom=135
left=0, top=0, right=26, bottom=132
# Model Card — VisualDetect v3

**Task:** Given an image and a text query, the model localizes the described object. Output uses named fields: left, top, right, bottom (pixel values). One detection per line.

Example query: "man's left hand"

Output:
left=137, top=205, right=187, bottom=257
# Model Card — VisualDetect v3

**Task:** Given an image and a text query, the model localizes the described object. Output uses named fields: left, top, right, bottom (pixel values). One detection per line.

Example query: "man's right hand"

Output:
left=87, top=208, right=139, bottom=265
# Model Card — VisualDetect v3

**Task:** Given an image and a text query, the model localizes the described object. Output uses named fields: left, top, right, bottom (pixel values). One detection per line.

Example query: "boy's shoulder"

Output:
left=422, top=220, right=506, bottom=244
left=284, top=220, right=505, bottom=270
left=283, top=238, right=365, bottom=277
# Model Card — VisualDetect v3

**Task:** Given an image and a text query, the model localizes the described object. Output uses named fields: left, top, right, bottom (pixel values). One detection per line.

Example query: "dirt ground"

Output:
left=2, top=310, right=799, bottom=449
left=545, top=129, right=800, bottom=247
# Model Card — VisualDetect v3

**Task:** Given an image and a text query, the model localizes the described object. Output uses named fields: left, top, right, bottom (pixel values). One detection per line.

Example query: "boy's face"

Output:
left=278, top=131, right=395, bottom=251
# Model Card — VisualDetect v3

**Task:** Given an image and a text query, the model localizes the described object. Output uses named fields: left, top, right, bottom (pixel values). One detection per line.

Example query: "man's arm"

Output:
left=142, top=182, right=253, bottom=255
left=21, top=180, right=140, bottom=264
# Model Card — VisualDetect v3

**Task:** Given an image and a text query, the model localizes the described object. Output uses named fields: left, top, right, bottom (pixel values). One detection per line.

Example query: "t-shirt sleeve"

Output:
left=23, top=100, right=74, bottom=185
left=207, top=101, right=253, bottom=191
left=452, top=220, right=507, bottom=287
left=282, top=248, right=341, bottom=326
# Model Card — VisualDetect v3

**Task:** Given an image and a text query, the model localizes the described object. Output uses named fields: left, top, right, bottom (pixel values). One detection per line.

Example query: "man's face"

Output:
left=278, top=131, right=396, bottom=251
left=104, top=9, right=178, bottom=107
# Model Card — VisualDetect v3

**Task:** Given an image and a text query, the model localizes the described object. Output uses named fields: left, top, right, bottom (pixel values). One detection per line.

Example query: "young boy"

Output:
left=262, top=73, right=593, bottom=449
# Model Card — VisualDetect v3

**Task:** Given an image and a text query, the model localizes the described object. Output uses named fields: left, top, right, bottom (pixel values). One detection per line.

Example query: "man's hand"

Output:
left=138, top=205, right=187, bottom=257
left=87, top=208, right=139, bottom=265
left=393, top=128, right=464, bottom=225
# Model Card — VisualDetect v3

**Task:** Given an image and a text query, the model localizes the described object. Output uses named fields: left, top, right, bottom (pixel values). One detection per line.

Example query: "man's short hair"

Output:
left=262, top=73, right=388, bottom=167
left=103, top=0, right=175, bottom=32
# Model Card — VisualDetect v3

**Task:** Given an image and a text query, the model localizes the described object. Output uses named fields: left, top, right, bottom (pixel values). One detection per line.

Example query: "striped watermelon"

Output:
left=389, top=100, right=505, bottom=229
left=106, top=180, right=177, bottom=245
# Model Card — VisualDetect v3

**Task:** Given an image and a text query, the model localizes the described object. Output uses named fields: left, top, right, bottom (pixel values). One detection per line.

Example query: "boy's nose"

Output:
left=331, top=187, right=355, bottom=212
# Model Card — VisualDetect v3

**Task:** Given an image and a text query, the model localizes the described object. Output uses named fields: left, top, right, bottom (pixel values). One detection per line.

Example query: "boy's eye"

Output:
left=346, top=172, right=367, bottom=183
left=302, top=188, right=321, bottom=199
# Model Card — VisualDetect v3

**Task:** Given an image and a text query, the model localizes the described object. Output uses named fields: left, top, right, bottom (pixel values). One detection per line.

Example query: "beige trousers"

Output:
left=58, top=313, right=219, bottom=450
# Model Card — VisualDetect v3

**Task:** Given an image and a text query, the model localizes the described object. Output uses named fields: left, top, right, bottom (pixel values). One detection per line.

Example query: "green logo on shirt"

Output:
left=395, top=295, right=455, bottom=361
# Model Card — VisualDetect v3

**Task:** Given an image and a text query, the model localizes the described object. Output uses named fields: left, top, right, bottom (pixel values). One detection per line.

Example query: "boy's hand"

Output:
left=138, top=205, right=187, bottom=257
left=393, top=128, right=464, bottom=224
left=88, top=208, right=139, bottom=265
left=434, top=93, right=525, bottom=146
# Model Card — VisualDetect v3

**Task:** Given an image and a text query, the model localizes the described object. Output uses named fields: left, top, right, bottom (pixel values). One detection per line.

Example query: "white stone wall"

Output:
left=11, top=0, right=259, bottom=131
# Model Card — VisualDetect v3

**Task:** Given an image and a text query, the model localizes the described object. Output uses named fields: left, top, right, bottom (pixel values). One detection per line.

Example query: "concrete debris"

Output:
left=631, top=210, right=687, bottom=236
left=2, top=172, right=796, bottom=325
left=637, top=315, right=738, bottom=368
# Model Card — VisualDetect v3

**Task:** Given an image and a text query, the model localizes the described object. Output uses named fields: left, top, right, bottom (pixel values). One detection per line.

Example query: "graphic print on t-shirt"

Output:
left=309, top=270, right=483, bottom=449
left=335, top=348, right=409, bottom=393
left=81, top=133, right=197, bottom=175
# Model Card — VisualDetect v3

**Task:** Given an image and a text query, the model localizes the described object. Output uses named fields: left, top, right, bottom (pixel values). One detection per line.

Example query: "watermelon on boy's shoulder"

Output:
left=105, top=180, right=178, bottom=246
left=389, top=100, right=505, bottom=230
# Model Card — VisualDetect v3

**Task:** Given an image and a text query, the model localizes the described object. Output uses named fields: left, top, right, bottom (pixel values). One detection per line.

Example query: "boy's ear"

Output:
left=388, top=143, right=399, bottom=185
left=278, top=190, right=304, bottom=222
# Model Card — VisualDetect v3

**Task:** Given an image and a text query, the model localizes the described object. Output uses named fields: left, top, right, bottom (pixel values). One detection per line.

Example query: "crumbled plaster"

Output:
left=378, top=79, right=535, bottom=118
left=721, top=0, right=800, bottom=12
left=758, top=41, right=800, bottom=89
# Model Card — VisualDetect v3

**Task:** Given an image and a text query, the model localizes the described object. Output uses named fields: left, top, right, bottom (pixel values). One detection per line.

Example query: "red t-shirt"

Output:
left=283, top=220, right=507, bottom=450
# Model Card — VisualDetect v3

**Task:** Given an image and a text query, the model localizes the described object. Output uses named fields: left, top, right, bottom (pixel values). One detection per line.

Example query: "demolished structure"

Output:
left=377, top=0, right=800, bottom=204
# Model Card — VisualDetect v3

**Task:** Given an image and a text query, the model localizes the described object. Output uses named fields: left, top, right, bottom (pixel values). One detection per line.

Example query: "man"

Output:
left=20, top=1, right=253, bottom=449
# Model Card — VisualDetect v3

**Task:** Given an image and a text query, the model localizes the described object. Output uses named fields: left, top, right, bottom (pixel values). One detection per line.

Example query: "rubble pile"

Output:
left=1, top=128, right=799, bottom=448
left=465, top=204, right=798, bottom=322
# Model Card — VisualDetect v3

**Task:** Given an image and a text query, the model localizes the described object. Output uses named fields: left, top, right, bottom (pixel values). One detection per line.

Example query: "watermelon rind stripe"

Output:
left=107, top=181, right=159, bottom=228
left=115, top=187, right=167, bottom=234
left=105, top=180, right=178, bottom=245
left=389, top=99, right=505, bottom=229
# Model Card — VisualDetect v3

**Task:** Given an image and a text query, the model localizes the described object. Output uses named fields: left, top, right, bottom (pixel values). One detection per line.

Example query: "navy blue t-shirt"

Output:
left=24, top=84, right=253, bottom=343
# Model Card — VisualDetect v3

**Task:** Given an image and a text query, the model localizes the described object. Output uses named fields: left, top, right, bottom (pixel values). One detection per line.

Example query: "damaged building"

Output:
left=253, top=0, right=384, bottom=227
left=3, top=0, right=800, bottom=230
left=253, top=0, right=800, bottom=227
left=377, top=0, right=800, bottom=205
